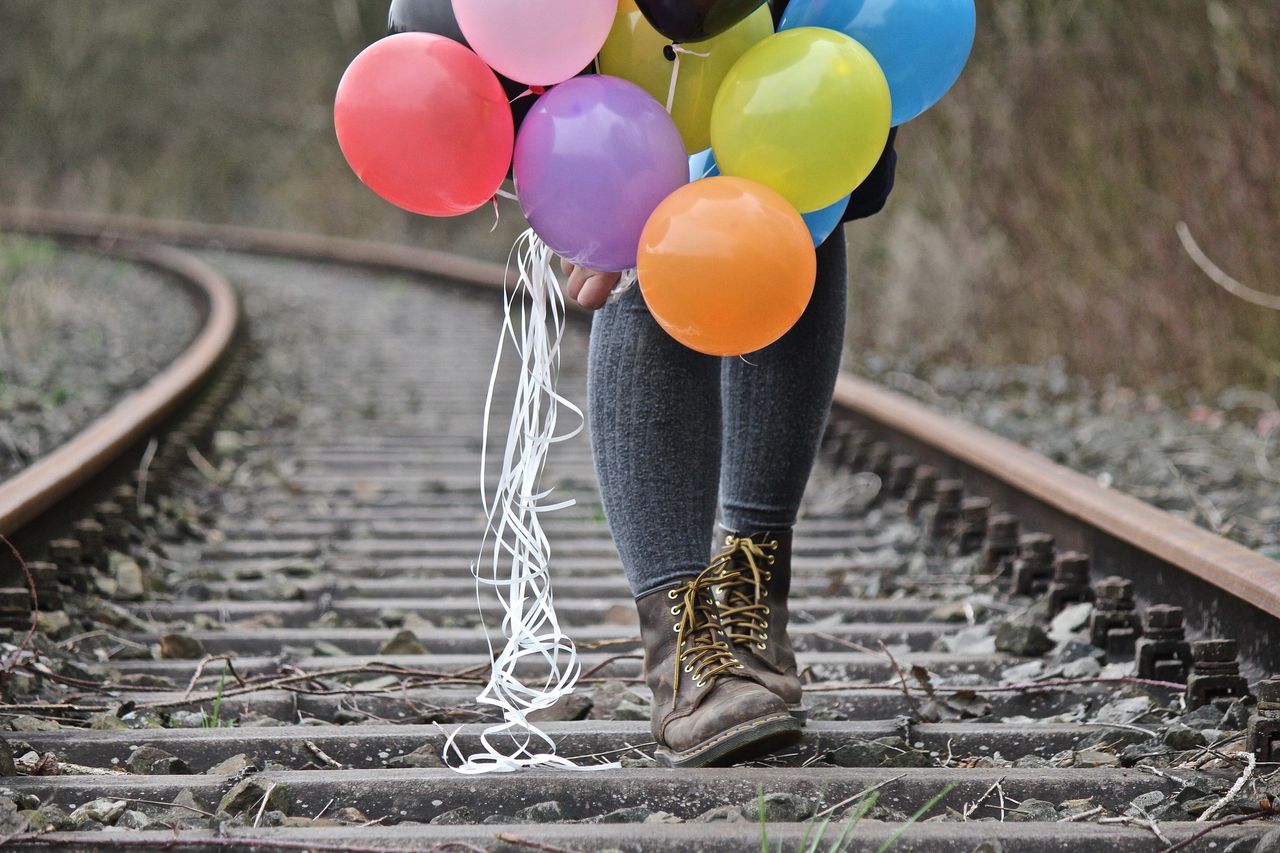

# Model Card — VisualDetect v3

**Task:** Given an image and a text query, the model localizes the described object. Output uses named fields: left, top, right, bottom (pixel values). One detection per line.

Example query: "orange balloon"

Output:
left=637, top=177, right=816, bottom=356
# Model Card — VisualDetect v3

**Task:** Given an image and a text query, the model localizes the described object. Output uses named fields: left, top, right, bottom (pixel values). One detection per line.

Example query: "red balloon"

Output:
left=335, top=33, right=513, bottom=217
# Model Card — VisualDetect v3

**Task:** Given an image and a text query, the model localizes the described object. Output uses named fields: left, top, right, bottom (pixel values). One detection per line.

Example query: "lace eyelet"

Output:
left=767, top=556, right=775, bottom=565
left=672, top=624, right=680, bottom=633
left=757, top=643, right=767, bottom=651
left=683, top=664, right=693, bottom=673
left=670, top=606, right=680, bottom=616
left=763, top=606, right=770, bottom=615
left=667, top=589, right=678, bottom=599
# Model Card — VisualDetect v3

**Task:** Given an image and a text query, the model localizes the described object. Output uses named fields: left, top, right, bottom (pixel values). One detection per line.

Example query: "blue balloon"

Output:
left=688, top=149, right=848, bottom=246
left=780, top=0, right=975, bottom=125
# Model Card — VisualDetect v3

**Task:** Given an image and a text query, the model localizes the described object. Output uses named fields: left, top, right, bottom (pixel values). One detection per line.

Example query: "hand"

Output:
left=560, top=258, right=620, bottom=311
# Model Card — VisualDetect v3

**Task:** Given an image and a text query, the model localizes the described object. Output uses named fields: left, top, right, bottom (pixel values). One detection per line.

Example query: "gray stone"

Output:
left=1007, top=798, right=1057, bottom=821
left=1049, top=602, right=1093, bottom=641
left=1221, top=699, right=1254, bottom=731
left=1161, top=723, right=1208, bottom=751
left=120, top=709, right=167, bottom=729
left=528, top=693, right=592, bottom=722
left=514, top=801, right=564, bottom=823
left=6, top=715, right=60, bottom=733
left=378, top=608, right=406, bottom=628
left=694, top=805, right=748, bottom=823
left=312, top=641, right=347, bottom=658
left=387, top=744, right=445, bottom=768
left=620, top=754, right=659, bottom=768
left=1118, top=740, right=1172, bottom=768
left=116, top=809, right=153, bottom=830
left=159, top=634, right=205, bottom=659
left=1012, top=755, right=1050, bottom=768
left=34, top=610, right=72, bottom=638
left=1094, top=695, right=1156, bottom=724
left=1124, top=791, right=1165, bottom=815
left=645, top=811, right=683, bottom=824
left=995, top=621, right=1053, bottom=656
left=88, top=711, right=129, bottom=731
left=481, top=813, right=517, bottom=825
left=127, top=745, right=191, bottom=775
left=70, top=798, right=127, bottom=826
left=430, top=807, right=475, bottom=825
left=208, top=753, right=259, bottom=775
left=1061, top=657, right=1102, bottom=679
left=218, top=778, right=289, bottom=816
left=1078, top=726, right=1151, bottom=751
left=1073, top=748, right=1120, bottom=768
left=742, top=792, right=815, bottom=823
left=0, top=798, right=27, bottom=834
left=1175, top=704, right=1223, bottom=729
left=334, top=806, right=370, bottom=824
left=114, top=560, right=146, bottom=601
left=169, top=710, right=207, bottom=728
left=830, top=736, right=933, bottom=768
left=377, top=629, right=426, bottom=655
left=592, top=806, right=653, bottom=824
left=1149, top=801, right=1193, bottom=822
left=612, top=700, right=650, bottom=721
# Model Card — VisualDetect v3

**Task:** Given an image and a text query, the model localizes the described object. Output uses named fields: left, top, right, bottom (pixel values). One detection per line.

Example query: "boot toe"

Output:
left=656, top=675, right=798, bottom=766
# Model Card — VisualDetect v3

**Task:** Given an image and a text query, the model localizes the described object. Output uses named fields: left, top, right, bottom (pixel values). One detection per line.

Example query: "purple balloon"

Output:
left=514, top=75, right=688, bottom=272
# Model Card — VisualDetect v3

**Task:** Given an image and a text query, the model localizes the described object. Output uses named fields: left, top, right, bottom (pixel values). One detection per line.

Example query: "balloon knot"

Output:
left=662, top=44, right=677, bottom=62
left=530, top=85, right=547, bottom=95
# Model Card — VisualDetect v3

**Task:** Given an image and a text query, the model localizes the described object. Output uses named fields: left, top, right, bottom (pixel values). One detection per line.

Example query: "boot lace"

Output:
left=666, top=565, right=742, bottom=699
left=710, top=535, right=778, bottom=650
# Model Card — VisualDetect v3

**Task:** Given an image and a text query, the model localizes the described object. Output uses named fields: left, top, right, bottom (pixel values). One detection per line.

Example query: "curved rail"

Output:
left=0, top=226, right=239, bottom=536
left=1, top=207, right=1276, bottom=649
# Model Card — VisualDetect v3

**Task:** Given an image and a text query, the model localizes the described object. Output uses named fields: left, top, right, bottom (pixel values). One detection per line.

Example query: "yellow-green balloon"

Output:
left=599, top=0, right=773, bottom=154
left=710, top=27, right=891, bottom=213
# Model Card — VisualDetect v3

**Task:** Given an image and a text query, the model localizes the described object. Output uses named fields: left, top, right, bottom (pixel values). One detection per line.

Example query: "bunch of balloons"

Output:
left=336, top=0, right=975, bottom=355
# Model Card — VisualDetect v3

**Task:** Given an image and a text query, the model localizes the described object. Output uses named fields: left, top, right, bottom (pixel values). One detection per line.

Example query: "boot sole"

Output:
left=654, top=712, right=801, bottom=768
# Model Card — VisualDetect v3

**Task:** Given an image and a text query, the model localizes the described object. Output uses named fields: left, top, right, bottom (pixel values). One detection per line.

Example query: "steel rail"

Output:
left=1, top=206, right=1276, bottom=661
left=0, top=225, right=239, bottom=536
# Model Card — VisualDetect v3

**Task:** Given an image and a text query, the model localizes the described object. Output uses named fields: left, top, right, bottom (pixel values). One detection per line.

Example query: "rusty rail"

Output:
left=0, top=226, right=238, bottom=536
left=1, top=206, right=1277, bottom=665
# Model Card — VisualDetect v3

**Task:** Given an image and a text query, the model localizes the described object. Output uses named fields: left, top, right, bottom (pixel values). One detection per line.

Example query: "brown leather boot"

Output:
left=636, top=566, right=800, bottom=767
left=710, top=528, right=807, bottom=723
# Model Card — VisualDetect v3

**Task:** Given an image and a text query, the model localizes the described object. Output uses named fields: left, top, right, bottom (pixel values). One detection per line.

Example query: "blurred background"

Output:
left=2, top=0, right=1277, bottom=392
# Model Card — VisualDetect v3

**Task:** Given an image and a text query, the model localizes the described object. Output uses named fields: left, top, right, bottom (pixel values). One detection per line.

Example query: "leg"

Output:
left=590, top=284, right=800, bottom=766
left=719, top=234, right=849, bottom=531
left=587, top=285, right=721, bottom=596
left=710, top=235, right=849, bottom=723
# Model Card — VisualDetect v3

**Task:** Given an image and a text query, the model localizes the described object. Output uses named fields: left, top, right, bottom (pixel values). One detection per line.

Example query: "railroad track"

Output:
left=0, top=208, right=1278, bottom=851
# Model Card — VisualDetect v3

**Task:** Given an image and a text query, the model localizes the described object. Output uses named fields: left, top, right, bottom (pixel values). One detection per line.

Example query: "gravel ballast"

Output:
left=0, top=236, right=201, bottom=480
left=853, top=355, right=1280, bottom=557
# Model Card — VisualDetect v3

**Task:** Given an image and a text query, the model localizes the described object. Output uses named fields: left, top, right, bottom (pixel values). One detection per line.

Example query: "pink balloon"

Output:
left=452, top=0, right=616, bottom=86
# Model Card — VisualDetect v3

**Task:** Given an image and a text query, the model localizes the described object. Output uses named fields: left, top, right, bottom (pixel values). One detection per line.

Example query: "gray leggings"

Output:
left=587, top=235, right=848, bottom=596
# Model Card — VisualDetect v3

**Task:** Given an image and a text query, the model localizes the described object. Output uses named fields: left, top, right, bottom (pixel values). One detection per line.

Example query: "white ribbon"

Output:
left=665, top=44, right=711, bottom=114
left=443, top=228, right=619, bottom=774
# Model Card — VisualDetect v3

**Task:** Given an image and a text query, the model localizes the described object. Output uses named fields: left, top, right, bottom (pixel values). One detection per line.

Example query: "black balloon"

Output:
left=384, top=0, right=533, bottom=135
left=634, top=0, right=770, bottom=42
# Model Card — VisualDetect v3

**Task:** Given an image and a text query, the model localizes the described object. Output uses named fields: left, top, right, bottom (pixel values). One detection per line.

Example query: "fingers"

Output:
left=565, top=265, right=591, bottom=303
left=576, top=271, right=621, bottom=311
left=560, top=259, right=620, bottom=311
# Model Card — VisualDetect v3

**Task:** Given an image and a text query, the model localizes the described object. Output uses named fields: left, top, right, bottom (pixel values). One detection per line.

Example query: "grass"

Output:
left=757, top=782, right=956, bottom=852
left=200, top=666, right=232, bottom=728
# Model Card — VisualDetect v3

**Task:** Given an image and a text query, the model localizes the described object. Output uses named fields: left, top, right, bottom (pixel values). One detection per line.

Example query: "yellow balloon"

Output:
left=598, top=0, right=773, bottom=154
left=710, top=27, right=891, bottom=213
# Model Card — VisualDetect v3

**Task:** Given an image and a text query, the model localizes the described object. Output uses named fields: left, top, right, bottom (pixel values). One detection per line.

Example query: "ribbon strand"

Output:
left=443, top=228, right=618, bottom=774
